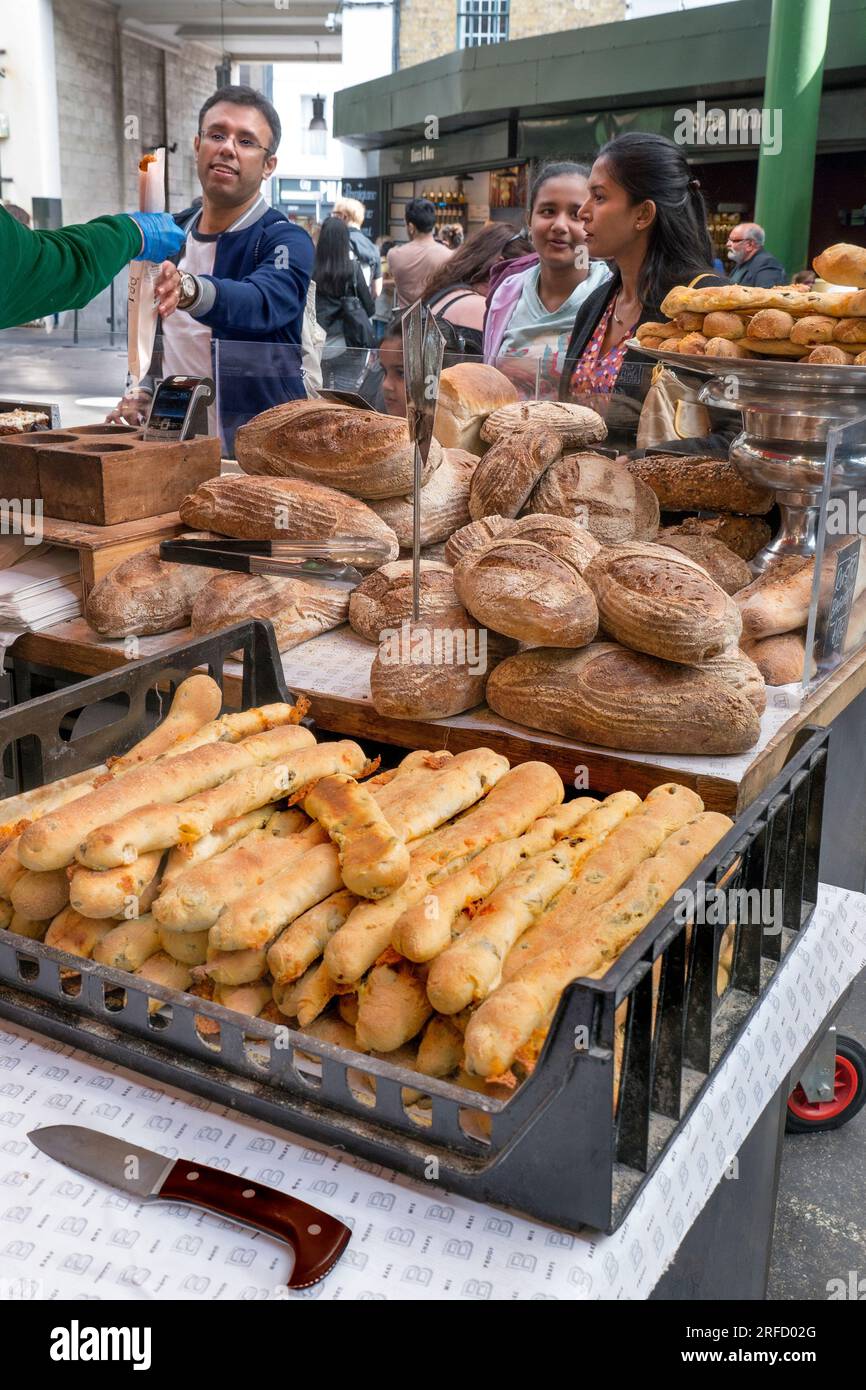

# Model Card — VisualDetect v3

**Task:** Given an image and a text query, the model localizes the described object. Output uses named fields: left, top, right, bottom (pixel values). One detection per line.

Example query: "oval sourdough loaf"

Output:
left=486, top=643, right=761, bottom=754
left=432, top=363, right=518, bottom=453
left=454, top=539, right=598, bottom=647
left=584, top=542, right=742, bottom=663
left=741, top=632, right=806, bottom=685
left=370, top=611, right=514, bottom=720
left=348, top=561, right=461, bottom=643
left=468, top=425, right=561, bottom=520
left=86, top=536, right=222, bottom=638
left=366, top=448, right=477, bottom=547
left=444, top=514, right=512, bottom=566
left=735, top=556, right=815, bottom=640
left=234, top=399, right=443, bottom=499
left=527, top=452, right=660, bottom=544
left=179, top=475, right=399, bottom=560
left=479, top=399, right=607, bottom=447
left=652, top=534, right=752, bottom=594
left=659, top=515, right=772, bottom=561
left=190, top=573, right=349, bottom=652
left=506, top=514, right=601, bottom=572
left=625, top=454, right=773, bottom=515
left=688, top=646, right=766, bottom=714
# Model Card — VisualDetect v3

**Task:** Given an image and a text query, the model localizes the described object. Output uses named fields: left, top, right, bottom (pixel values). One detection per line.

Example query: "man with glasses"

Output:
left=726, top=222, right=786, bottom=288
left=108, top=84, right=313, bottom=450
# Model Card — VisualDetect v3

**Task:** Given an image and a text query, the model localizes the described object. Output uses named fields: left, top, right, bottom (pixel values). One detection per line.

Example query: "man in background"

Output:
left=334, top=197, right=382, bottom=298
left=726, top=223, right=787, bottom=287
left=387, top=198, right=451, bottom=308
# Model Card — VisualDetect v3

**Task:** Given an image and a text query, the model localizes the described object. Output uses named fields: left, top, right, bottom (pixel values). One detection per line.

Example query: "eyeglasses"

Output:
left=199, top=128, right=273, bottom=157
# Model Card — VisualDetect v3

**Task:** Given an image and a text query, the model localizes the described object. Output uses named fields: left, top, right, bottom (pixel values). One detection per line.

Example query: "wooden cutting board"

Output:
left=0, top=425, right=221, bottom=525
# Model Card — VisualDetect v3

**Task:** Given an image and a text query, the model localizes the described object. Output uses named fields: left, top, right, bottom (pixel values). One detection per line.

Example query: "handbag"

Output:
left=341, top=260, right=375, bottom=349
left=635, top=273, right=713, bottom=450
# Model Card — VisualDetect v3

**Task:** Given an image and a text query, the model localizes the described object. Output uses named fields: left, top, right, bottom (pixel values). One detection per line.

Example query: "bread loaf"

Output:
left=790, top=315, right=836, bottom=346
left=736, top=557, right=814, bottom=640
left=179, top=475, right=399, bottom=559
left=191, top=572, right=349, bottom=652
left=584, top=543, right=742, bottom=663
left=468, top=426, right=561, bottom=520
left=235, top=399, right=443, bottom=499
left=506, top=514, right=601, bottom=571
left=486, top=644, right=761, bottom=754
left=813, top=243, right=866, bottom=289
left=85, top=538, right=221, bottom=638
left=690, top=646, right=766, bottom=714
left=702, top=311, right=745, bottom=340
left=527, top=453, right=660, bottom=544
left=703, top=337, right=754, bottom=359
left=652, top=535, right=752, bottom=595
left=370, top=611, right=514, bottom=720
left=454, top=539, right=598, bottom=647
left=805, top=345, right=854, bottom=364
left=348, top=561, right=460, bottom=643
left=741, top=631, right=805, bottom=685
left=433, top=363, right=518, bottom=453
left=479, top=399, right=607, bottom=447
left=660, top=515, right=771, bottom=561
left=625, top=455, right=773, bottom=515
left=444, top=515, right=512, bottom=566
left=366, top=448, right=476, bottom=546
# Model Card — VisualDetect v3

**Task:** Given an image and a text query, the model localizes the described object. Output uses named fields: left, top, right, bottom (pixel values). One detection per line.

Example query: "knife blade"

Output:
left=29, top=1125, right=350, bottom=1290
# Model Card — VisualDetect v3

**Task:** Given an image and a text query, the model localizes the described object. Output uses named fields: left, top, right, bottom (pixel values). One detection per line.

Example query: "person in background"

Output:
left=793, top=268, right=818, bottom=290
left=726, top=222, right=786, bottom=287
left=314, top=214, right=375, bottom=389
left=333, top=197, right=382, bottom=298
left=387, top=198, right=452, bottom=308
left=107, top=84, right=313, bottom=449
left=440, top=223, right=464, bottom=251
left=0, top=203, right=184, bottom=331
left=483, top=162, right=611, bottom=396
left=421, top=222, right=532, bottom=353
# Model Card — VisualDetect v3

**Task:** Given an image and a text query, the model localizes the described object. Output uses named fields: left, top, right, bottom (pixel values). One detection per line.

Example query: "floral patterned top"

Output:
left=568, top=298, right=637, bottom=397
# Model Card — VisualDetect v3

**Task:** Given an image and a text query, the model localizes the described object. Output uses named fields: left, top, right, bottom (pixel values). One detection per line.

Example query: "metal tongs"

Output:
left=402, top=301, right=445, bottom=619
left=159, top=536, right=393, bottom=590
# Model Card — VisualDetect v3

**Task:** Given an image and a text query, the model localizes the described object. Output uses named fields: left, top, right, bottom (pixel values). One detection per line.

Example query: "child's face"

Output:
left=378, top=336, right=407, bottom=416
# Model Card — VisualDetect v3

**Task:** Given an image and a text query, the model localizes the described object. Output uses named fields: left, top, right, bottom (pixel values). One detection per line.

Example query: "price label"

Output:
left=819, top=537, right=861, bottom=662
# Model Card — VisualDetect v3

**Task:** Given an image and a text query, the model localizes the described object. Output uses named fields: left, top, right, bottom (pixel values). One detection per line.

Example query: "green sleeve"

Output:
left=0, top=206, right=142, bottom=330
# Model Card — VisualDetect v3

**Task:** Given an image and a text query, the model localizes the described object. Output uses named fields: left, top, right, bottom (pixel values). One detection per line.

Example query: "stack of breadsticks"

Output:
left=635, top=242, right=866, bottom=365
left=1, top=674, right=733, bottom=1095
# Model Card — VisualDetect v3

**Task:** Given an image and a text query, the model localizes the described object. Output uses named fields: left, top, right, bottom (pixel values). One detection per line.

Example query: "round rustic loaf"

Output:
left=454, top=539, right=598, bottom=647
left=365, top=448, right=477, bottom=547
left=625, top=454, right=773, bottom=515
left=348, top=561, right=461, bottom=643
left=370, top=611, right=514, bottom=720
left=583, top=542, right=742, bottom=664
left=659, top=515, right=771, bottom=561
left=479, top=400, right=607, bottom=447
left=85, top=535, right=221, bottom=638
left=468, top=425, right=561, bottom=520
left=506, top=514, right=601, bottom=572
left=179, top=475, right=399, bottom=561
left=652, top=535, right=752, bottom=594
left=486, top=643, right=761, bottom=754
left=527, top=453, right=660, bottom=544
left=234, top=400, right=443, bottom=499
left=444, top=514, right=512, bottom=567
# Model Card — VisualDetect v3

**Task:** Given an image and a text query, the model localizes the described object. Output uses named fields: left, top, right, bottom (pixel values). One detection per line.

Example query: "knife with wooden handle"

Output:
left=29, top=1124, right=351, bottom=1290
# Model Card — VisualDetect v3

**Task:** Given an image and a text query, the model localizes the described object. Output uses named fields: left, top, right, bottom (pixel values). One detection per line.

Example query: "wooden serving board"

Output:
left=0, top=425, right=220, bottom=525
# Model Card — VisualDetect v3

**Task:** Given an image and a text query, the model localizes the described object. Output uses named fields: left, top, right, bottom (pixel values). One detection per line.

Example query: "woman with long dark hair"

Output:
left=313, top=214, right=375, bottom=388
left=421, top=222, right=532, bottom=353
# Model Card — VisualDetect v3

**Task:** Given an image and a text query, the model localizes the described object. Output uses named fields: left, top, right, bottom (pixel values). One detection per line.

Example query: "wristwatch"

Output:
left=176, top=271, right=199, bottom=311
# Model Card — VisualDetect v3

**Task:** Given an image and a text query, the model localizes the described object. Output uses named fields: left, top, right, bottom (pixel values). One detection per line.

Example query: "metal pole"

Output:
left=753, top=0, right=830, bottom=278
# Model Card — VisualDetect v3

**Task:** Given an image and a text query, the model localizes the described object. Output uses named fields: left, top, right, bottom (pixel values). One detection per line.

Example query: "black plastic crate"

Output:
left=0, top=622, right=828, bottom=1232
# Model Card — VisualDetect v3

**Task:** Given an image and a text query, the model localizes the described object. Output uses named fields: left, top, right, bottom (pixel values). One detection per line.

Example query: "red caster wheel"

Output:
left=786, top=1035, right=866, bottom=1133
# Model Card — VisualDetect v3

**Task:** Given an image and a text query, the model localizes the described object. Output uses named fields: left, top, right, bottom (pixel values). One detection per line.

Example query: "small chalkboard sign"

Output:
left=819, top=537, right=861, bottom=662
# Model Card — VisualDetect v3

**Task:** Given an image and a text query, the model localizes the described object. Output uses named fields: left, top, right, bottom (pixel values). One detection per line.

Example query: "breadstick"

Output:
left=164, top=700, right=307, bottom=757
left=153, top=820, right=329, bottom=931
left=134, top=951, right=193, bottom=1012
left=160, top=806, right=284, bottom=886
left=393, top=796, right=601, bottom=962
left=158, top=924, right=210, bottom=966
left=298, top=1015, right=359, bottom=1051
left=295, top=961, right=341, bottom=1027
left=272, top=962, right=321, bottom=1018
left=267, top=889, right=359, bottom=984
left=9, top=912, right=49, bottom=939
left=10, top=868, right=70, bottom=922
left=209, top=842, right=344, bottom=952
left=304, top=773, right=410, bottom=899
left=464, top=812, right=732, bottom=1078
left=77, top=738, right=363, bottom=869
left=44, top=907, right=115, bottom=959
left=337, top=993, right=359, bottom=1026
left=108, top=674, right=222, bottom=771
left=69, top=851, right=163, bottom=919
left=93, top=916, right=161, bottom=972
left=374, top=748, right=509, bottom=842
left=416, top=1014, right=467, bottom=1078
left=0, top=900, right=12, bottom=930
left=215, top=980, right=272, bottom=1019
left=0, top=767, right=107, bottom=840
left=20, top=723, right=316, bottom=871
left=0, top=841, right=27, bottom=899
left=197, top=945, right=268, bottom=985
left=325, top=761, right=564, bottom=985
left=355, top=960, right=432, bottom=1053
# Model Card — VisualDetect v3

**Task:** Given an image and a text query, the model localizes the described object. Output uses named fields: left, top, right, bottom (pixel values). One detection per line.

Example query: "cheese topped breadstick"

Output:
left=304, top=773, right=410, bottom=900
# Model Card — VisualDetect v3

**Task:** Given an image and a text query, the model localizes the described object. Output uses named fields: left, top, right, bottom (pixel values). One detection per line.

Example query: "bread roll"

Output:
left=813, top=243, right=866, bottom=289
left=702, top=311, right=745, bottom=340
left=805, top=345, right=855, bottom=364
left=85, top=540, right=221, bottom=638
left=366, top=448, right=476, bottom=546
left=790, top=315, right=836, bottom=346
left=636, top=321, right=673, bottom=342
left=855, top=350, right=866, bottom=366
left=468, top=425, right=562, bottom=521
left=190, top=572, right=349, bottom=652
left=349, top=561, right=459, bottom=643
left=625, top=455, right=773, bottom=515
left=703, top=337, right=754, bottom=359
left=444, top=515, right=512, bottom=566
left=584, top=543, right=742, bottom=663
left=432, top=363, right=518, bottom=453
left=454, top=539, right=598, bottom=647
left=486, top=644, right=760, bottom=754
left=653, top=535, right=752, bottom=595
left=179, top=475, right=399, bottom=559
left=674, top=312, right=706, bottom=333
left=505, top=514, right=601, bottom=572
left=741, top=631, right=805, bottom=685
left=370, top=611, right=513, bottom=720
left=527, top=453, right=660, bottom=544
left=479, top=400, right=606, bottom=448
left=234, top=399, right=443, bottom=499
left=747, top=309, right=795, bottom=341
left=660, top=515, right=771, bottom=561
left=677, top=332, right=708, bottom=355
